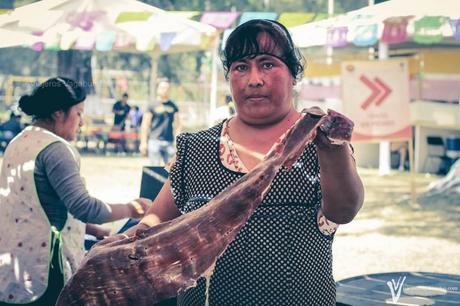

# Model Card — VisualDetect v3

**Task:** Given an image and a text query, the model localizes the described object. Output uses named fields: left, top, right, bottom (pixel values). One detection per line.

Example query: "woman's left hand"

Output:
left=86, top=224, right=111, bottom=239
left=313, top=128, right=348, bottom=152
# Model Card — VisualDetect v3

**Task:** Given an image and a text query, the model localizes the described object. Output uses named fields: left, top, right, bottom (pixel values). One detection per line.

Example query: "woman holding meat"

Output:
left=128, top=19, right=364, bottom=305
left=0, top=77, right=151, bottom=305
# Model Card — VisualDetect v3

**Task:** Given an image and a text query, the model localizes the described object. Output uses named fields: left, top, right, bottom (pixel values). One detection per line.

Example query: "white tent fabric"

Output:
left=0, top=28, right=37, bottom=48
left=117, top=12, right=216, bottom=53
left=0, top=0, right=217, bottom=53
left=0, top=0, right=218, bottom=103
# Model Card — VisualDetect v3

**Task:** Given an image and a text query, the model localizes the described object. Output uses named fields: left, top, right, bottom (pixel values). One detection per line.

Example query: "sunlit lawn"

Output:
left=1, top=156, right=459, bottom=281
left=334, top=168, right=460, bottom=280
left=356, top=168, right=460, bottom=242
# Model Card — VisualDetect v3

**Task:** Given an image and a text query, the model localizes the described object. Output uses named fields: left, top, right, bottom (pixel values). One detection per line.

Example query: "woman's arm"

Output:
left=40, top=142, right=151, bottom=224
left=139, top=111, right=152, bottom=155
left=103, top=199, right=152, bottom=222
left=124, top=180, right=181, bottom=236
left=86, top=224, right=111, bottom=239
left=315, top=133, right=364, bottom=224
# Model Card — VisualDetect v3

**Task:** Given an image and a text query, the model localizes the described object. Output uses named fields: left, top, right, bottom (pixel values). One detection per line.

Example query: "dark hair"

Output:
left=18, top=77, right=86, bottom=119
left=221, top=19, right=305, bottom=81
left=122, top=92, right=129, bottom=98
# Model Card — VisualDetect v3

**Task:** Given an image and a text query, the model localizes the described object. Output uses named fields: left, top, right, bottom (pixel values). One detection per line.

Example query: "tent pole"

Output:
left=408, top=137, right=418, bottom=207
left=90, top=50, right=99, bottom=94
left=209, top=38, right=219, bottom=126
left=326, top=0, right=334, bottom=65
left=328, top=0, right=334, bottom=15
left=378, top=41, right=391, bottom=176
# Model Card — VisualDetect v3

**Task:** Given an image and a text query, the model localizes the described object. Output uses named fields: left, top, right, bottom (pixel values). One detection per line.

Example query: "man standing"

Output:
left=140, top=80, right=180, bottom=165
left=112, top=92, right=131, bottom=131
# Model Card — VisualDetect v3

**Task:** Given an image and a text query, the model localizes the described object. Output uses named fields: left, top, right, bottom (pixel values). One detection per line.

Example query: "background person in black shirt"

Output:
left=112, top=92, right=131, bottom=131
left=140, top=80, right=180, bottom=165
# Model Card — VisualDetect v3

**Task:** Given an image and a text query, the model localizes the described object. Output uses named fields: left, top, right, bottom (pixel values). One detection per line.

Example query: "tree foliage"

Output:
left=141, top=0, right=368, bottom=13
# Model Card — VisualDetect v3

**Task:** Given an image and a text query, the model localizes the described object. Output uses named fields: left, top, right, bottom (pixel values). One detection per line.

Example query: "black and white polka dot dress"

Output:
left=170, top=123, right=336, bottom=306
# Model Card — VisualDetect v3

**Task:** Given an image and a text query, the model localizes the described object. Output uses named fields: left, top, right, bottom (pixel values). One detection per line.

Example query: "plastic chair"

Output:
left=423, top=136, right=452, bottom=174
left=446, top=136, right=460, bottom=160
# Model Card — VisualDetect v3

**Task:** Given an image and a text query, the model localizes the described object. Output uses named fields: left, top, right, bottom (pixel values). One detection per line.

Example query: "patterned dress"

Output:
left=169, top=121, right=337, bottom=306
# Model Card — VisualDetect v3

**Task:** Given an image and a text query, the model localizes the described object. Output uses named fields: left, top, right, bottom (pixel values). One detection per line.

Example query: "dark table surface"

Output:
left=336, top=272, right=460, bottom=305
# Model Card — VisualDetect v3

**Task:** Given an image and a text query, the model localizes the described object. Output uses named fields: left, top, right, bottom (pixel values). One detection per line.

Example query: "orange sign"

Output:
left=342, top=60, right=412, bottom=141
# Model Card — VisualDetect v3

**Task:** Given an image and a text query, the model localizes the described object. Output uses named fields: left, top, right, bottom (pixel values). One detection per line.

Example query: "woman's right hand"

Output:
left=128, top=198, right=152, bottom=219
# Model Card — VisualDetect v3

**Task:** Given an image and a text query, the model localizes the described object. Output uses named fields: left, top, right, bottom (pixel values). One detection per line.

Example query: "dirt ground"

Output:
left=80, top=157, right=460, bottom=282
left=2, top=156, right=459, bottom=282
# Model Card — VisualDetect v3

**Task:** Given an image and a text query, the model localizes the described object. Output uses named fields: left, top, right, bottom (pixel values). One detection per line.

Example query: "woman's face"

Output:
left=54, top=101, right=85, bottom=141
left=228, top=33, right=295, bottom=126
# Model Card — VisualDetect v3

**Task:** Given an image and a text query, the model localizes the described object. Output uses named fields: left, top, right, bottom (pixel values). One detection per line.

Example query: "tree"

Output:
left=57, top=50, right=94, bottom=94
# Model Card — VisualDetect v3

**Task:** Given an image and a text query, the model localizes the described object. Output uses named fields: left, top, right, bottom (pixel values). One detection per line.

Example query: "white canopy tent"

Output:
left=289, top=0, right=460, bottom=176
left=0, top=0, right=218, bottom=106
left=0, top=28, right=37, bottom=48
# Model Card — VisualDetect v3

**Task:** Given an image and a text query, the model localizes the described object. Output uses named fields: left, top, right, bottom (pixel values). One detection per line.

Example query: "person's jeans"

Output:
left=148, top=139, right=175, bottom=166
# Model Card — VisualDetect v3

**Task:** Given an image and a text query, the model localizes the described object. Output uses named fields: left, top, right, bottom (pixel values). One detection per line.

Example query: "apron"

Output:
left=0, top=126, right=85, bottom=304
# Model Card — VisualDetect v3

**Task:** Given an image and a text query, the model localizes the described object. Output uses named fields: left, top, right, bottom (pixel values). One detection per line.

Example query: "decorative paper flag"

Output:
left=352, top=24, right=378, bottom=46
left=0, top=0, right=217, bottom=67
left=60, top=30, right=81, bottom=50
left=413, top=16, right=447, bottom=44
left=37, top=23, right=70, bottom=51
left=113, top=32, right=133, bottom=49
left=30, top=31, right=43, bottom=51
left=159, top=32, right=176, bottom=51
left=350, top=15, right=379, bottom=47
left=65, top=10, right=105, bottom=31
left=32, top=41, right=44, bottom=52
left=450, top=19, right=460, bottom=41
left=135, top=38, right=155, bottom=51
left=327, top=26, right=348, bottom=47
left=382, top=16, right=411, bottom=44
left=75, top=31, right=95, bottom=50
left=44, top=33, right=61, bottom=51
left=278, top=12, right=315, bottom=27
left=96, top=31, right=116, bottom=51
left=200, top=12, right=240, bottom=29
left=238, top=12, right=277, bottom=26
left=116, top=11, right=153, bottom=23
